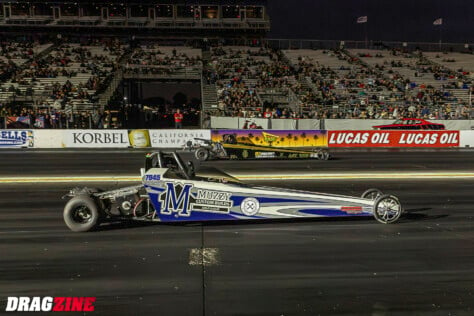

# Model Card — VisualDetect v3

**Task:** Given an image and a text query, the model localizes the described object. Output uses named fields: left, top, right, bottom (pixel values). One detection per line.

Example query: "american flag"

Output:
left=433, top=18, right=443, bottom=25
left=356, top=16, right=368, bottom=24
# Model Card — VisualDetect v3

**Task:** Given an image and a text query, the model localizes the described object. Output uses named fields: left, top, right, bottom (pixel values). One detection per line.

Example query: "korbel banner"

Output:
left=328, top=130, right=460, bottom=147
left=63, top=130, right=130, bottom=148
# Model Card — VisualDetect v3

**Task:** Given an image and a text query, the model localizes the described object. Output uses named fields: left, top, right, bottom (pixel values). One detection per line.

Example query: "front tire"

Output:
left=195, top=148, right=210, bottom=161
left=64, top=195, right=100, bottom=232
left=361, top=188, right=383, bottom=200
left=316, top=149, right=330, bottom=160
left=373, top=195, right=402, bottom=224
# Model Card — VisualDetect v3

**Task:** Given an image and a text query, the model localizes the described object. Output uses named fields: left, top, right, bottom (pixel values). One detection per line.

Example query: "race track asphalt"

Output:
left=0, top=149, right=473, bottom=315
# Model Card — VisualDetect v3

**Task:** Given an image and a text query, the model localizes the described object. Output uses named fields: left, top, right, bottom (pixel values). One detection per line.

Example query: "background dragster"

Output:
left=63, top=152, right=403, bottom=232
left=186, top=136, right=330, bottom=161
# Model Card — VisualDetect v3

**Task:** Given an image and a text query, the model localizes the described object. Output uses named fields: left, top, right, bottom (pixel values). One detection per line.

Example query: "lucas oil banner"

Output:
left=0, top=130, right=34, bottom=148
left=328, top=130, right=460, bottom=147
left=211, top=130, right=328, bottom=148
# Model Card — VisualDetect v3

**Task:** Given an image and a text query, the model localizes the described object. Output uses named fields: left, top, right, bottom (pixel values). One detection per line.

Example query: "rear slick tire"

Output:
left=64, top=195, right=100, bottom=232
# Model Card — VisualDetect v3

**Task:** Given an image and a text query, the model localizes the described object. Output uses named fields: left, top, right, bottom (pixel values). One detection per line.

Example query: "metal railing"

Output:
left=265, top=39, right=474, bottom=53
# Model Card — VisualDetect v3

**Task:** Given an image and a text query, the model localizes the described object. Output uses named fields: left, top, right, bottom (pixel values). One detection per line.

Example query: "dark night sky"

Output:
left=267, top=0, right=473, bottom=43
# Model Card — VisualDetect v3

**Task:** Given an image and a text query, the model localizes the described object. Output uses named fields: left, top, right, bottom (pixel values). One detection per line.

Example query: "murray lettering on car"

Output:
left=145, top=181, right=234, bottom=219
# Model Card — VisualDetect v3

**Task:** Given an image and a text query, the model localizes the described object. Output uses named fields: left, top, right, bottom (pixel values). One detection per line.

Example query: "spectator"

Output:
left=174, top=109, right=183, bottom=129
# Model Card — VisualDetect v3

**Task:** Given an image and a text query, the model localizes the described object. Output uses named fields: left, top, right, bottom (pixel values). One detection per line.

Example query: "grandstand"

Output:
left=0, top=0, right=269, bottom=37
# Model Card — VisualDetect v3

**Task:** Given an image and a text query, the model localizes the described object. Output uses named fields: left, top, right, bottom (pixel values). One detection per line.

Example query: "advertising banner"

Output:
left=211, top=130, right=328, bottom=148
left=328, top=130, right=460, bottom=147
left=0, top=130, right=34, bottom=148
left=63, top=130, right=130, bottom=148
left=33, top=130, right=63, bottom=148
left=460, top=131, right=474, bottom=148
left=149, top=130, right=211, bottom=148
left=128, top=130, right=151, bottom=148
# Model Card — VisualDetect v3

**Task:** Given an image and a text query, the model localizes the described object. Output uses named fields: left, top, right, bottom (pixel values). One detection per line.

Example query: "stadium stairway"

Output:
left=96, top=48, right=133, bottom=110
left=201, top=50, right=219, bottom=112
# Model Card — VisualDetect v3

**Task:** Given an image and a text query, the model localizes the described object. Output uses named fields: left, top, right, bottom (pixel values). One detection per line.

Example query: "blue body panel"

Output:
left=143, top=169, right=375, bottom=222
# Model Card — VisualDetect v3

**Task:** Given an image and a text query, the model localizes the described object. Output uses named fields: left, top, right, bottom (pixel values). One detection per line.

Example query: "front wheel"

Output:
left=195, top=148, right=210, bottom=161
left=361, top=188, right=383, bottom=200
left=64, top=195, right=100, bottom=232
left=373, top=195, right=402, bottom=224
left=316, top=149, right=330, bottom=160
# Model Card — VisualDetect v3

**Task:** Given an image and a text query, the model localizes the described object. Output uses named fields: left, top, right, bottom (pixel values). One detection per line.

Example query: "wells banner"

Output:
left=0, top=130, right=34, bottom=148
left=211, top=130, right=328, bottom=148
left=328, top=130, right=460, bottom=147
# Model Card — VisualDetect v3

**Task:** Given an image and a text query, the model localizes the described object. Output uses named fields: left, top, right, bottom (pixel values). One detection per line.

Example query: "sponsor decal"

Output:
left=145, top=174, right=161, bottom=181
left=194, top=189, right=233, bottom=212
left=5, top=297, right=95, bottom=312
left=341, top=206, right=363, bottom=214
left=240, top=197, right=260, bottom=216
left=0, top=130, right=34, bottom=148
left=128, top=130, right=151, bottom=148
left=255, top=152, right=276, bottom=158
left=262, top=132, right=279, bottom=143
left=156, top=182, right=233, bottom=217
left=149, top=130, right=211, bottom=148
left=328, top=131, right=459, bottom=147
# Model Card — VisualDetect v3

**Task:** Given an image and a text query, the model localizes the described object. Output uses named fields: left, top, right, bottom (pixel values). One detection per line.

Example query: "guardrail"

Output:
left=210, top=117, right=474, bottom=131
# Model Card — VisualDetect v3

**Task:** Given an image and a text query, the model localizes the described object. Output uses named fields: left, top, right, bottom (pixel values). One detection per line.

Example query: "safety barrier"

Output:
left=210, top=117, right=320, bottom=130
left=16, top=129, right=211, bottom=149
left=324, top=119, right=473, bottom=131
left=0, top=129, right=473, bottom=149
left=460, top=131, right=474, bottom=148
left=210, top=117, right=472, bottom=131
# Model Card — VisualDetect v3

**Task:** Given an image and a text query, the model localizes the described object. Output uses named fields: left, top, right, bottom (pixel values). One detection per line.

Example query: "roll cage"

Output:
left=145, top=151, right=195, bottom=180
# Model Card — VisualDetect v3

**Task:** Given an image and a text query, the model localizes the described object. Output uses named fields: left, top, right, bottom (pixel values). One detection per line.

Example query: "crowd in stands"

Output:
left=211, top=46, right=472, bottom=120
left=124, top=45, right=202, bottom=76
left=1, top=37, right=472, bottom=129
left=1, top=38, right=125, bottom=114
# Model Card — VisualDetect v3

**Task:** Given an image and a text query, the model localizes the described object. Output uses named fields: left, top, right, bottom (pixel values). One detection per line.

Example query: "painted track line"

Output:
left=235, top=172, right=474, bottom=180
left=0, top=172, right=473, bottom=183
left=0, top=176, right=141, bottom=183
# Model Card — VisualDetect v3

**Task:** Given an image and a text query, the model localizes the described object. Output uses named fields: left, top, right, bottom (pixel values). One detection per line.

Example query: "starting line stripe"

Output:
left=0, top=172, right=473, bottom=183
